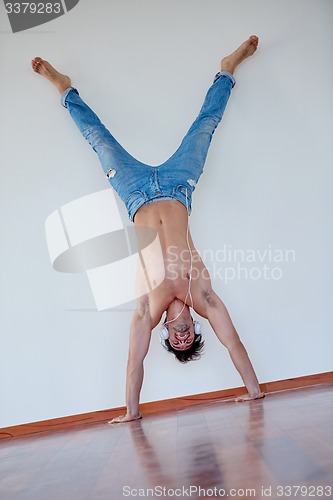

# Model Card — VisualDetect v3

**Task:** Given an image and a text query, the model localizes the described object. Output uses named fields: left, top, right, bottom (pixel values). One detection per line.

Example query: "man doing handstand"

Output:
left=32, top=35, right=265, bottom=424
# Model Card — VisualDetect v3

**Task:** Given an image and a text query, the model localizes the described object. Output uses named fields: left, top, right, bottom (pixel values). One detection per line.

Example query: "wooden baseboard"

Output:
left=1, top=371, right=332, bottom=441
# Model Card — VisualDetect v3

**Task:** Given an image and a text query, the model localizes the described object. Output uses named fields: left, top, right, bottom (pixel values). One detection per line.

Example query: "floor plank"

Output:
left=0, top=383, right=332, bottom=499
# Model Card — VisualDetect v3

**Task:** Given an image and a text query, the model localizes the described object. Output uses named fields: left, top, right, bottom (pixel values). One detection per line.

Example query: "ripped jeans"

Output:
left=61, top=71, right=236, bottom=222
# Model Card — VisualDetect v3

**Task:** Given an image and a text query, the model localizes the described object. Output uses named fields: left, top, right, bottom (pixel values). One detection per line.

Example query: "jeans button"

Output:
left=156, top=191, right=161, bottom=195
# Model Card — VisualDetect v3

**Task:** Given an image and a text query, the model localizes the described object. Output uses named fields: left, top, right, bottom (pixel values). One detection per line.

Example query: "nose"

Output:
left=175, top=332, right=190, bottom=342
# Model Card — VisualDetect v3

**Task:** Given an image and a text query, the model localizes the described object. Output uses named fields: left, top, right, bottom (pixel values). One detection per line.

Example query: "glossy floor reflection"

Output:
left=0, top=383, right=332, bottom=500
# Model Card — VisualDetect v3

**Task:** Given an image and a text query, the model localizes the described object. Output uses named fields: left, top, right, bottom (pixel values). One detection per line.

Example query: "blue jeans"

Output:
left=61, top=71, right=236, bottom=222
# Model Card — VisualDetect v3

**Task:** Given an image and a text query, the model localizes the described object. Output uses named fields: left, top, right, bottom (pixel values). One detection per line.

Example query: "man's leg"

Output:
left=31, top=57, right=140, bottom=178
left=164, top=36, right=259, bottom=175
left=166, top=71, right=235, bottom=170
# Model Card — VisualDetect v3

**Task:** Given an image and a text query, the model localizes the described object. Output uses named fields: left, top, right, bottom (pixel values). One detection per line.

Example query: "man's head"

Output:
left=162, top=299, right=205, bottom=363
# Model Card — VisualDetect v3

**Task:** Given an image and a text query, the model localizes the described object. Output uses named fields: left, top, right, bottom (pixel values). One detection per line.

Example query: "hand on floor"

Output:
left=235, top=392, right=266, bottom=402
left=108, top=413, right=142, bottom=424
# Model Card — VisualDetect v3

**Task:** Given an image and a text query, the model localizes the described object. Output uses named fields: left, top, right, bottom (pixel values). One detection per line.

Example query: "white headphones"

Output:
left=159, top=319, right=202, bottom=350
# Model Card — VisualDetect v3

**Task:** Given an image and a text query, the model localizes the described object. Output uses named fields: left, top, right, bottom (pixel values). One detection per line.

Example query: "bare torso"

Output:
left=134, top=199, right=211, bottom=326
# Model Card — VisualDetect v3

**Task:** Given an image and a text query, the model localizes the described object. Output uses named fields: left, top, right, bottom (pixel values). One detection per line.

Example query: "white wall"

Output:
left=1, top=0, right=332, bottom=428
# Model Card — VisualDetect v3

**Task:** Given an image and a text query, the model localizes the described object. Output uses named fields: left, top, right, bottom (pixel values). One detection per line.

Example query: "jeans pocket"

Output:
left=173, top=184, right=193, bottom=213
left=125, top=190, right=148, bottom=219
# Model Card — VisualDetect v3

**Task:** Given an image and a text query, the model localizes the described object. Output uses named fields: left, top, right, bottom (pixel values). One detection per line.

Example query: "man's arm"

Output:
left=109, top=308, right=152, bottom=424
left=203, top=289, right=265, bottom=402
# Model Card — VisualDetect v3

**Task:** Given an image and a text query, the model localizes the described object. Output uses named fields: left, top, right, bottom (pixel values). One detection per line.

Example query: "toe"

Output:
left=32, top=57, right=42, bottom=69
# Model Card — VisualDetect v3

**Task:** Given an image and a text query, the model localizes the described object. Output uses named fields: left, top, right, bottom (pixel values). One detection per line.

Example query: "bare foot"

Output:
left=235, top=391, right=266, bottom=402
left=108, top=413, right=142, bottom=424
left=31, top=57, right=71, bottom=94
left=221, top=35, right=259, bottom=74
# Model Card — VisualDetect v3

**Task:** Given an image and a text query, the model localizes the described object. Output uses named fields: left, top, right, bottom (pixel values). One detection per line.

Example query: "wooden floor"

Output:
left=0, top=384, right=332, bottom=500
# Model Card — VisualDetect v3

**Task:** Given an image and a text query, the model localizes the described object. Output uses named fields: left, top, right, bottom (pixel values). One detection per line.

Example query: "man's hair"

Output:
left=164, top=334, right=205, bottom=363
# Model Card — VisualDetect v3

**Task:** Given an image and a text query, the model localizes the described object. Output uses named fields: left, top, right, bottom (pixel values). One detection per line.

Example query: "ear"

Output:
left=193, top=321, right=202, bottom=335
left=159, top=325, right=170, bottom=351
left=159, top=325, right=169, bottom=341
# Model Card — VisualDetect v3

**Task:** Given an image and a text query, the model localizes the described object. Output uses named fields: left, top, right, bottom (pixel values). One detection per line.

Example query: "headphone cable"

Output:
left=164, top=187, right=193, bottom=326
